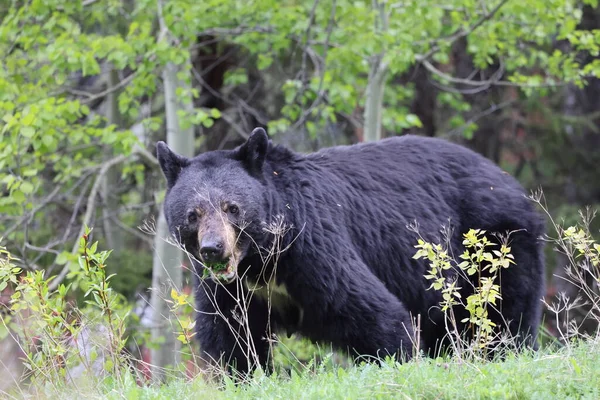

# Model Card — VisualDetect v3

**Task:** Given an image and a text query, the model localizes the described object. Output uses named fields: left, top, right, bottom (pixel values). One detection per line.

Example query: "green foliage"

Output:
left=0, top=242, right=20, bottom=294
left=0, top=0, right=597, bottom=215
left=260, top=0, right=600, bottom=136
left=536, top=202, right=600, bottom=341
left=0, top=229, right=131, bottom=385
left=562, top=225, right=600, bottom=272
left=168, top=287, right=196, bottom=346
left=0, top=2, right=141, bottom=216
left=414, top=229, right=515, bottom=353
left=0, top=242, right=21, bottom=340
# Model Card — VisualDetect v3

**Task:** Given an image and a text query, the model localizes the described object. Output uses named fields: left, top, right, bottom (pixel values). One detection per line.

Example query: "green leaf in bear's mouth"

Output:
left=211, top=262, right=228, bottom=272
left=201, top=260, right=231, bottom=280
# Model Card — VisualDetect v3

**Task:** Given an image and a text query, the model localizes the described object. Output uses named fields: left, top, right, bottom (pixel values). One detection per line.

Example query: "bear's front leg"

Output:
left=288, top=248, right=419, bottom=362
left=193, top=277, right=272, bottom=376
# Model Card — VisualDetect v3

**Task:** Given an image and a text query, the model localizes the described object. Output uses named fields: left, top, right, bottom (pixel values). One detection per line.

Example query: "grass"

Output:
left=13, top=338, right=600, bottom=400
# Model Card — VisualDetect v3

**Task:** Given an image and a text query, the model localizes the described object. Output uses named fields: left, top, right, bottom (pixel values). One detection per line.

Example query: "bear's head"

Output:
left=156, top=128, right=270, bottom=283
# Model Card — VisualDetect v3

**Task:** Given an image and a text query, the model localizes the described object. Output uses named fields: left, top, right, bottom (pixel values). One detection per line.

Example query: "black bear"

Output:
left=156, top=128, right=545, bottom=374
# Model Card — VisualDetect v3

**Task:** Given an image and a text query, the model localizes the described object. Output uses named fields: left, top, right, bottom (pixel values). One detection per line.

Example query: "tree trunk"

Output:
left=102, top=67, right=123, bottom=253
left=150, top=2, right=196, bottom=382
left=363, top=0, right=388, bottom=142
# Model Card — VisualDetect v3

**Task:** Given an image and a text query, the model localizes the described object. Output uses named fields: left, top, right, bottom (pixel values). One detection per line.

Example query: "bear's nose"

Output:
left=200, top=241, right=225, bottom=263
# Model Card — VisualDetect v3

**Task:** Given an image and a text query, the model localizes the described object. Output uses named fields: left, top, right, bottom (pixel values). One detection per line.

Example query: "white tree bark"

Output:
left=150, top=0, right=196, bottom=382
left=102, top=67, right=123, bottom=252
left=363, top=0, right=388, bottom=142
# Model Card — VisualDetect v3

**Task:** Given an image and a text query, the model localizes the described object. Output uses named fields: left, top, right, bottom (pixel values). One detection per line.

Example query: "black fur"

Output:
left=157, top=131, right=545, bottom=374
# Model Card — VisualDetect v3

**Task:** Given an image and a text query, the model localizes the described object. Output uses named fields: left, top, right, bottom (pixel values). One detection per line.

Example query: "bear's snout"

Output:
left=199, top=237, right=226, bottom=264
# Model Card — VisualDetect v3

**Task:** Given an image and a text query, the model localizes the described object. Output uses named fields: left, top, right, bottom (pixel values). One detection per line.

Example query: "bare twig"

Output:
left=446, top=100, right=515, bottom=138
left=198, top=26, right=274, bottom=36
left=111, top=217, right=154, bottom=246
left=421, top=58, right=568, bottom=93
left=23, top=242, right=62, bottom=256
left=66, top=72, right=137, bottom=104
left=133, top=144, right=159, bottom=166
left=420, top=57, right=504, bottom=90
left=3, top=186, right=62, bottom=238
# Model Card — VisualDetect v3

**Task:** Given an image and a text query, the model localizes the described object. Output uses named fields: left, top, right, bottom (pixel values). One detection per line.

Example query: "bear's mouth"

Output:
left=202, top=256, right=238, bottom=284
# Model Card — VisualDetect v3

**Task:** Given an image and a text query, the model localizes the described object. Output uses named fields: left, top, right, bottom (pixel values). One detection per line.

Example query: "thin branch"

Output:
left=198, top=26, right=274, bottom=36
left=195, top=46, right=237, bottom=77
left=423, top=58, right=504, bottom=94
left=111, top=216, right=154, bottom=246
left=49, top=178, right=95, bottom=273
left=446, top=100, right=515, bottom=138
left=221, top=112, right=250, bottom=140
left=3, top=185, right=62, bottom=238
left=24, top=242, right=62, bottom=256
left=97, top=201, right=157, bottom=220
left=421, top=58, right=568, bottom=93
left=66, top=72, right=137, bottom=104
left=133, top=144, right=159, bottom=167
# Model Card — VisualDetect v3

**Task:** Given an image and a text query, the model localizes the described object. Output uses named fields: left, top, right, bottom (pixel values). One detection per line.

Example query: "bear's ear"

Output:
left=156, top=141, right=189, bottom=187
left=236, top=127, right=269, bottom=175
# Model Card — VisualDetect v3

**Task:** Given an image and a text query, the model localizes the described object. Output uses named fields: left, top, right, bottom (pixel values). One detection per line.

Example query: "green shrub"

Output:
left=413, top=228, right=516, bottom=358
left=0, top=228, right=132, bottom=387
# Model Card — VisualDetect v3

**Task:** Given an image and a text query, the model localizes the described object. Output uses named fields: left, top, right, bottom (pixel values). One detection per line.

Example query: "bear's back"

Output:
left=273, top=135, right=541, bottom=308
left=305, top=135, right=501, bottom=181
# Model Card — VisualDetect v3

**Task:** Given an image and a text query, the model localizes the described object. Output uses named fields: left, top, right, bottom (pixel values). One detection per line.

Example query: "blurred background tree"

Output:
left=1, top=0, right=599, bottom=377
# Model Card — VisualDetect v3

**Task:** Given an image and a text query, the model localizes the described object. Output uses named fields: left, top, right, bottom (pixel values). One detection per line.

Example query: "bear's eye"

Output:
left=187, top=210, right=198, bottom=224
left=228, top=204, right=239, bottom=215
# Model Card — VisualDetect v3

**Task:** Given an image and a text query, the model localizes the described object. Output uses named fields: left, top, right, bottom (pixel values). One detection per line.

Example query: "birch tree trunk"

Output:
left=363, top=0, right=388, bottom=142
left=102, top=67, right=123, bottom=253
left=150, top=1, right=196, bottom=382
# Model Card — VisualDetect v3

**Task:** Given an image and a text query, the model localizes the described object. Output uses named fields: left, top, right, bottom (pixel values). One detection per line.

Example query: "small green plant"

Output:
left=0, top=228, right=132, bottom=387
left=533, top=197, right=600, bottom=342
left=560, top=224, right=600, bottom=298
left=0, top=241, right=21, bottom=341
left=169, top=287, right=197, bottom=346
left=413, top=228, right=515, bottom=357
